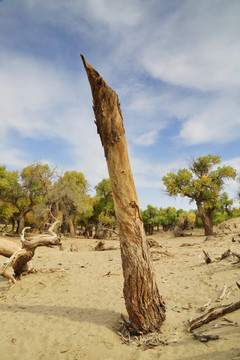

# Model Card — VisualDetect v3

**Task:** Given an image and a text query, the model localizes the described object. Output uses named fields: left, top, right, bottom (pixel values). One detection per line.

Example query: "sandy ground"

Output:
left=0, top=219, right=240, bottom=360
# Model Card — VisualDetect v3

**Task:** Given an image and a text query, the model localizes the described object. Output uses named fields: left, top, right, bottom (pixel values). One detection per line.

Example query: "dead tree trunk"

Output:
left=81, top=55, right=166, bottom=333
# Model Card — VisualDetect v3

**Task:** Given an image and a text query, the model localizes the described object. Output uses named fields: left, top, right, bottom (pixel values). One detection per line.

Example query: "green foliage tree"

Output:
left=0, top=201, right=17, bottom=231
left=142, top=205, right=161, bottom=234
left=211, top=192, right=234, bottom=224
left=93, top=178, right=115, bottom=223
left=159, top=207, right=178, bottom=231
left=0, top=163, right=53, bottom=234
left=162, top=155, right=237, bottom=235
left=218, top=192, right=234, bottom=215
left=54, top=171, right=91, bottom=236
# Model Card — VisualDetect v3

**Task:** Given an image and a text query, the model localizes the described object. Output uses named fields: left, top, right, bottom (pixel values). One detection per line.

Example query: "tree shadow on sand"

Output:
left=0, top=303, right=123, bottom=331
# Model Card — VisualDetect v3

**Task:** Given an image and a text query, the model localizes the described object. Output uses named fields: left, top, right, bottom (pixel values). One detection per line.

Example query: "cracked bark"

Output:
left=81, top=55, right=165, bottom=333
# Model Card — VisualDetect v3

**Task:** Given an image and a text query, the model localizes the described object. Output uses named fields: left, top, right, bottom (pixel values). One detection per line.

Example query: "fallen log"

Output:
left=0, top=220, right=62, bottom=283
left=0, top=238, right=20, bottom=258
left=188, top=301, right=240, bottom=332
left=0, top=237, right=34, bottom=278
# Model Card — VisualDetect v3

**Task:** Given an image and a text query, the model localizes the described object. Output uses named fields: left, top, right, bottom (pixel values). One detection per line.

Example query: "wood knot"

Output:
left=129, top=201, right=142, bottom=221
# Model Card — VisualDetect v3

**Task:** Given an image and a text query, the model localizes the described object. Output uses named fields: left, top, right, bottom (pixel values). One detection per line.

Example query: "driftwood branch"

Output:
left=23, top=221, right=62, bottom=249
left=188, top=301, right=240, bottom=332
left=0, top=220, right=62, bottom=284
left=0, top=238, right=20, bottom=258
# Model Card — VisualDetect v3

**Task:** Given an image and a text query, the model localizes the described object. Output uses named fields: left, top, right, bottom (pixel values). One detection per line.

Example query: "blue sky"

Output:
left=0, top=0, right=240, bottom=210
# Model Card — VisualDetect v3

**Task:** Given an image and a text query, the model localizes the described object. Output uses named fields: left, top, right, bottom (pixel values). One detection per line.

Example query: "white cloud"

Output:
left=178, top=96, right=240, bottom=145
left=133, top=130, right=159, bottom=146
left=128, top=153, right=194, bottom=210
left=139, top=1, right=240, bottom=92
left=0, top=147, right=27, bottom=169
left=0, top=51, right=108, bottom=184
left=223, top=157, right=240, bottom=172
left=1, top=0, right=240, bottom=208
left=0, top=53, right=71, bottom=137
left=220, top=157, right=240, bottom=202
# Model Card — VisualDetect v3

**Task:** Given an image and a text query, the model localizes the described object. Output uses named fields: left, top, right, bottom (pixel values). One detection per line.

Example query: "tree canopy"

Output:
left=0, top=156, right=239, bottom=237
left=92, top=178, right=115, bottom=226
left=54, top=171, right=91, bottom=236
left=0, top=164, right=53, bottom=234
left=162, top=154, right=237, bottom=235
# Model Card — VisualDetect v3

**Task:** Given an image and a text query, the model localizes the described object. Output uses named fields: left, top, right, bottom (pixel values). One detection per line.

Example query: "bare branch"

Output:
left=188, top=301, right=240, bottom=332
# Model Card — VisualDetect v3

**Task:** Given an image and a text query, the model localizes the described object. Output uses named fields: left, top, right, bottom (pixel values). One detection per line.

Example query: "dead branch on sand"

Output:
left=0, top=220, right=62, bottom=284
left=200, top=299, right=212, bottom=312
left=193, top=333, right=219, bottom=342
left=0, top=238, right=20, bottom=258
left=202, top=248, right=240, bottom=264
left=94, top=240, right=119, bottom=251
left=188, top=301, right=240, bottom=332
left=216, top=284, right=227, bottom=302
left=203, top=250, right=212, bottom=264
left=151, top=250, right=174, bottom=262
left=191, top=319, right=238, bottom=342
left=147, top=238, right=162, bottom=248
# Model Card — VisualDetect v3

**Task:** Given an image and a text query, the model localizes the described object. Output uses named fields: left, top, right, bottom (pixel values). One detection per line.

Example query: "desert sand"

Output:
left=0, top=219, right=240, bottom=360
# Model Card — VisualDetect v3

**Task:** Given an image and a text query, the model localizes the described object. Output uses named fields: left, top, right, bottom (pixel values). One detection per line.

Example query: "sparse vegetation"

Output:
left=0, top=154, right=239, bottom=237
left=162, top=155, right=237, bottom=235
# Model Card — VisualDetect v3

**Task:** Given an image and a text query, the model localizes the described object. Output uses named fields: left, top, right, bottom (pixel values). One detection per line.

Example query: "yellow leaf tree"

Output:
left=163, top=155, right=237, bottom=235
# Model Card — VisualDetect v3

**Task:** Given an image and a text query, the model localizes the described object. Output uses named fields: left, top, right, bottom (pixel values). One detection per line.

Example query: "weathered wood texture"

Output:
left=0, top=238, right=20, bottom=258
left=81, top=55, right=165, bottom=333
left=188, top=301, right=240, bottom=332
left=0, top=221, right=62, bottom=283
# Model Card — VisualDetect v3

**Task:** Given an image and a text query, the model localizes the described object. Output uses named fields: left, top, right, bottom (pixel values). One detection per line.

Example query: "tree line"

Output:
left=0, top=154, right=239, bottom=237
left=0, top=163, right=115, bottom=236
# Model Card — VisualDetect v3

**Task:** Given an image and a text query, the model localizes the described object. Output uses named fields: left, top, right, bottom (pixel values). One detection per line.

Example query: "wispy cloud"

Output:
left=0, top=0, right=240, bottom=209
left=178, top=95, right=240, bottom=145
left=0, top=51, right=106, bottom=182
left=132, top=130, right=159, bottom=146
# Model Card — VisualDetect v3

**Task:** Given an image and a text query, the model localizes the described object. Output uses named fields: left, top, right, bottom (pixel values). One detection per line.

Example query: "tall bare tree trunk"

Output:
left=81, top=55, right=165, bottom=333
